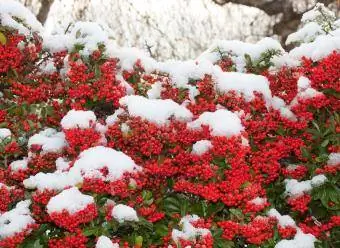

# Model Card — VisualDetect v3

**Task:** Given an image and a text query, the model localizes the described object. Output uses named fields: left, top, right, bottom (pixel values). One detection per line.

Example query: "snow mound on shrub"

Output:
left=71, top=146, right=140, bottom=181
left=327, top=153, right=340, bottom=166
left=24, top=146, right=140, bottom=190
left=188, top=109, right=244, bottom=137
left=172, top=215, right=210, bottom=243
left=0, top=0, right=42, bottom=35
left=9, top=158, right=28, bottom=172
left=214, top=71, right=272, bottom=103
left=46, top=187, right=94, bottom=214
left=111, top=204, right=139, bottom=223
left=28, top=128, right=66, bottom=153
left=23, top=171, right=80, bottom=191
left=284, top=175, right=327, bottom=197
left=198, top=37, right=283, bottom=72
left=96, top=236, right=119, bottom=248
left=61, top=110, right=97, bottom=129
left=119, top=95, right=193, bottom=125
left=0, top=128, right=11, bottom=140
left=0, top=200, right=35, bottom=239
left=192, top=140, right=213, bottom=155
left=275, top=229, right=316, bottom=248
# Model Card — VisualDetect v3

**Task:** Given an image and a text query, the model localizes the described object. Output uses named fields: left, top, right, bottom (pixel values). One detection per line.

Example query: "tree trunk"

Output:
left=36, top=0, right=54, bottom=24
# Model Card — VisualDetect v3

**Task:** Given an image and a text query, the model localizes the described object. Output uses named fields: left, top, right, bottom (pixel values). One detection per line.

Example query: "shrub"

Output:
left=0, top=1, right=339, bottom=248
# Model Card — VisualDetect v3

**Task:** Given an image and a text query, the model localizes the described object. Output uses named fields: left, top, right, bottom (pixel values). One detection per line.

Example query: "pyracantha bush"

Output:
left=0, top=1, right=339, bottom=248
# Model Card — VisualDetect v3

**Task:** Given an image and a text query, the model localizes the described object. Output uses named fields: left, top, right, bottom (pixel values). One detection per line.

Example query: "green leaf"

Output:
left=0, top=32, right=6, bottom=45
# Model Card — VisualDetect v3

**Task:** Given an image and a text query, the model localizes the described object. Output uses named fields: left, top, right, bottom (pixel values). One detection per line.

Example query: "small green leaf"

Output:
left=0, top=32, right=7, bottom=45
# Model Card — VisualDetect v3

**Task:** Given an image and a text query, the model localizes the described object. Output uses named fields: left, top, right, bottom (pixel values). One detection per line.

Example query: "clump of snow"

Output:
left=55, top=157, right=70, bottom=171
left=172, top=215, right=210, bottom=243
left=301, top=3, right=336, bottom=24
left=327, top=153, right=340, bottom=166
left=23, top=171, right=80, bottom=191
left=147, top=82, right=163, bottom=99
left=46, top=187, right=94, bottom=214
left=71, top=146, right=140, bottom=182
left=188, top=109, right=244, bottom=137
left=289, top=35, right=340, bottom=62
left=158, top=60, right=213, bottom=88
left=23, top=146, right=140, bottom=191
left=120, top=96, right=193, bottom=125
left=42, top=34, right=70, bottom=53
left=28, top=128, right=66, bottom=154
left=0, top=0, right=43, bottom=35
left=271, top=96, right=296, bottom=121
left=290, top=76, right=323, bottom=106
left=9, top=158, right=28, bottom=172
left=285, top=175, right=327, bottom=197
left=111, top=204, right=139, bottom=223
left=61, top=110, right=96, bottom=129
left=192, top=140, right=212, bottom=155
left=96, top=236, right=119, bottom=248
left=214, top=71, right=272, bottom=104
left=68, top=22, right=110, bottom=56
left=250, top=197, right=267, bottom=206
left=311, top=174, right=327, bottom=187
left=268, top=209, right=296, bottom=227
left=198, top=37, right=283, bottom=72
left=275, top=229, right=316, bottom=248
left=106, top=46, right=157, bottom=73
left=0, top=128, right=11, bottom=140
left=106, top=108, right=124, bottom=126
left=268, top=209, right=316, bottom=248
left=297, top=76, right=311, bottom=91
left=0, top=200, right=35, bottom=239
left=286, top=22, right=323, bottom=45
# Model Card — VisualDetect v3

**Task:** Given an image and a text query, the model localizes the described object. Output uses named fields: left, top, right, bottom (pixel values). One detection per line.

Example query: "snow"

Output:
left=250, top=197, right=267, bottom=206
left=119, top=95, right=193, bottom=125
left=96, top=236, right=119, bottom=248
left=275, top=229, right=316, bottom=248
left=106, top=108, right=124, bottom=126
left=268, top=209, right=296, bottom=227
left=289, top=35, right=340, bottom=62
left=311, top=174, right=327, bottom=187
left=71, top=146, right=140, bottom=182
left=9, top=158, right=28, bottom=172
left=301, top=3, right=336, bottom=24
left=42, top=34, right=69, bottom=53
left=147, top=82, right=163, bottom=99
left=188, top=109, right=244, bottom=137
left=0, top=128, right=11, bottom=140
left=297, top=76, right=311, bottom=91
left=107, top=46, right=157, bottom=73
left=23, top=171, right=80, bottom=191
left=172, top=215, right=210, bottom=243
left=198, top=37, right=283, bottom=72
left=28, top=128, right=66, bottom=154
left=111, top=204, right=139, bottom=223
left=214, top=71, right=272, bottom=104
left=285, top=175, right=327, bottom=197
left=327, top=153, right=340, bottom=166
left=68, top=22, right=110, bottom=56
left=0, top=200, right=35, bottom=239
left=158, top=60, right=213, bottom=88
left=0, top=0, right=43, bottom=35
left=46, top=187, right=94, bottom=214
left=61, top=110, right=97, bottom=129
left=286, top=22, right=323, bottom=45
left=290, top=76, right=323, bottom=106
left=192, top=140, right=213, bottom=155
left=23, top=146, right=140, bottom=190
